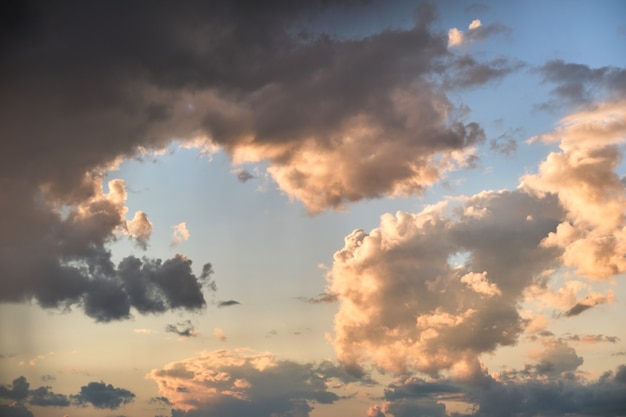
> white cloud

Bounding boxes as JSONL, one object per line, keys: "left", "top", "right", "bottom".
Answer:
{"left": 171, "top": 222, "right": 190, "bottom": 246}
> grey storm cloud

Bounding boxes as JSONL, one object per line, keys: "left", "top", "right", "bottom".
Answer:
{"left": 0, "top": 404, "right": 33, "bottom": 417}
{"left": 71, "top": 381, "right": 135, "bottom": 409}
{"left": 165, "top": 320, "right": 197, "bottom": 337}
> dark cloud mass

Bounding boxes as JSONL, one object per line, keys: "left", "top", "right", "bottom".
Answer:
{"left": 71, "top": 381, "right": 135, "bottom": 409}
{"left": 0, "top": 0, "right": 510, "bottom": 317}
{"left": 370, "top": 364, "right": 626, "bottom": 417}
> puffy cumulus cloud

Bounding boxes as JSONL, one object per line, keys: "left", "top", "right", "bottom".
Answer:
{"left": 126, "top": 211, "right": 153, "bottom": 250}
{"left": 522, "top": 101, "right": 626, "bottom": 280}
{"left": 147, "top": 349, "right": 361, "bottom": 417}
{"left": 165, "top": 320, "right": 197, "bottom": 338}
{"left": 71, "top": 381, "right": 135, "bottom": 409}
{"left": 329, "top": 190, "right": 563, "bottom": 378}
{"left": 528, "top": 340, "right": 584, "bottom": 376}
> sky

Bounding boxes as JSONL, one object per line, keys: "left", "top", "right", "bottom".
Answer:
{"left": 1, "top": 1, "right": 626, "bottom": 416}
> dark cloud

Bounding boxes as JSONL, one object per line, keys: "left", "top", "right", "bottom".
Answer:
{"left": 40, "top": 375, "right": 55, "bottom": 382}
{"left": 461, "top": 365, "right": 626, "bottom": 417}
{"left": 0, "top": 404, "right": 33, "bottom": 417}
{"left": 560, "top": 334, "right": 620, "bottom": 344}
{"left": 217, "top": 300, "right": 241, "bottom": 308}
{"left": 537, "top": 60, "right": 626, "bottom": 109}
{"left": 0, "top": 376, "right": 29, "bottom": 401}
{"left": 0, "top": 176, "right": 215, "bottom": 322}
{"left": 0, "top": 376, "right": 70, "bottom": 409}
{"left": 564, "top": 302, "right": 592, "bottom": 317}
{"left": 28, "top": 386, "right": 70, "bottom": 407}
{"left": 71, "top": 381, "right": 135, "bottom": 409}
{"left": 371, "top": 364, "right": 626, "bottom": 417}
{"left": 165, "top": 320, "right": 197, "bottom": 337}
{"left": 297, "top": 292, "right": 338, "bottom": 304}
{"left": 235, "top": 169, "right": 255, "bottom": 183}
{"left": 150, "top": 396, "right": 172, "bottom": 406}
{"left": 447, "top": 55, "right": 523, "bottom": 88}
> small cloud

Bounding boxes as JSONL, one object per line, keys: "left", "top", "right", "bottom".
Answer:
{"left": 171, "top": 222, "right": 190, "bottom": 246}
{"left": 133, "top": 328, "right": 154, "bottom": 335}
{"left": 448, "top": 27, "right": 464, "bottom": 47}
{"left": 266, "top": 329, "right": 278, "bottom": 338}
{"left": 235, "top": 169, "right": 255, "bottom": 183}
{"left": 165, "top": 320, "right": 197, "bottom": 338}
{"left": 217, "top": 300, "right": 241, "bottom": 308}
{"left": 41, "top": 374, "right": 56, "bottom": 382}
{"left": 150, "top": 396, "right": 172, "bottom": 406}
{"left": 296, "top": 293, "right": 338, "bottom": 304}
{"left": 468, "top": 19, "right": 482, "bottom": 30}
{"left": 564, "top": 293, "right": 614, "bottom": 317}
{"left": 214, "top": 328, "right": 227, "bottom": 342}
{"left": 71, "top": 381, "right": 135, "bottom": 409}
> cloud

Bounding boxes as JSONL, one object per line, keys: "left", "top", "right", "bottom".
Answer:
{"left": 448, "top": 19, "right": 510, "bottom": 48}
{"left": 447, "top": 55, "right": 523, "bottom": 89}
{"left": 0, "top": 377, "right": 29, "bottom": 401}
{"left": 217, "top": 300, "right": 241, "bottom": 308}
{"left": 71, "top": 381, "right": 135, "bottom": 409}
{"left": 297, "top": 292, "right": 338, "bottom": 304}
{"left": 564, "top": 292, "right": 615, "bottom": 317}
{"left": 522, "top": 101, "right": 626, "bottom": 279}
{"left": 234, "top": 169, "right": 256, "bottom": 183}
{"left": 214, "top": 328, "right": 227, "bottom": 342}
{"left": 0, "top": 0, "right": 494, "bottom": 227}
{"left": 0, "top": 404, "right": 33, "bottom": 417}
{"left": 0, "top": 177, "right": 215, "bottom": 321}
{"left": 165, "top": 320, "right": 197, "bottom": 338}
{"left": 171, "top": 222, "right": 190, "bottom": 246}
{"left": 126, "top": 211, "right": 153, "bottom": 250}
{"left": 529, "top": 340, "right": 584, "bottom": 376}
{"left": 538, "top": 60, "right": 626, "bottom": 108}
{"left": 28, "top": 386, "right": 70, "bottom": 407}
{"left": 147, "top": 349, "right": 356, "bottom": 417}
{"left": 330, "top": 189, "right": 563, "bottom": 378}
{"left": 0, "top": 1, "right": 525, "bottom": 318}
